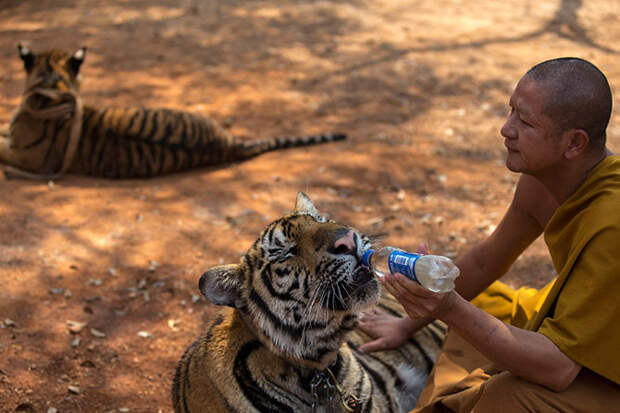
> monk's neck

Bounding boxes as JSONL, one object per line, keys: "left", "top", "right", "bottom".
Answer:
{"left": 537, "top": 149, "right": 610, "bottom": 205}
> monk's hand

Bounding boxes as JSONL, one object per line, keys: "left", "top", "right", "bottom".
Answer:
{"left": 380, "top": 272, "right": 456, "bottom": 320}
{"left": 358, "top": 310, "right": 419, "bottom": 353}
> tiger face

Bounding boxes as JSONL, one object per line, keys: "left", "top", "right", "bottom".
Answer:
{"left": 199, "top": 192, "right": 379, "bottom": 366}
{"left": 17, "top": 44, "right": 86, "bottom": 108}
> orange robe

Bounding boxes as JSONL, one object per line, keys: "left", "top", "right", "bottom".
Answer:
{"left": 414, "top": 156, "right": 620, "bottom": 412}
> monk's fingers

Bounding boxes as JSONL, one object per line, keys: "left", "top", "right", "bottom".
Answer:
{"left": 386, "top": 274, "right": 428, "bottom": 302}
{"left": 387, "top": 277, "right": 450, "bottom": 316}
{"left": 359, "top": 309, "right": 385, "bottom": 323}
{"left": 381, "top": 278, "right": 400, "bottom": 299}
{"left": 393, "top": 274, "right": 436, "bottom": 298}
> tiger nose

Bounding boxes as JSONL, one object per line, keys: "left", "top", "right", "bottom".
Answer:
{"left": 333, "top": 230, "right": 356, "bottom": 254}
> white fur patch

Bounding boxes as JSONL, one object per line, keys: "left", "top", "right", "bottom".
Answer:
{"left": 396, "top": 363, "right": 427, "bottom": 412}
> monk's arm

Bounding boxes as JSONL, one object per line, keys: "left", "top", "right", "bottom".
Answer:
{"left": 439, "top": 292, "right": 581, "bottom": 391}
{"left": 383, "top": 274, "right": 581, "bottom": 391}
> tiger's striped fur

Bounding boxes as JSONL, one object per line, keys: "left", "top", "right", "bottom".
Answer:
{"left": 172, "top": 192, "right": 446, "bottom": 413}
{"left": 0, "top": 45, "right": 346, "bottom": 179}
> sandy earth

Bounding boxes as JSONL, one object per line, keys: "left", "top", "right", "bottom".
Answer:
{"left": 0, "top": 0, "right": 618, "bottom": 411}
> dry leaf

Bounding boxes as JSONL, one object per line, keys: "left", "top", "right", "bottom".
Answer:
{"left": 90, "top": 328, "right": 106, "bottom": 338}
{"left": 66, "top": 320, "right": 87, "bottom": 334}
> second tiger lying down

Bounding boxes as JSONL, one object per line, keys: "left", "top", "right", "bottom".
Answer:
{"left": 173, "top": 192, "right": 446, "bottom": 413}
{"left": 0, "top": 45, "right": 345, "bottom": 179}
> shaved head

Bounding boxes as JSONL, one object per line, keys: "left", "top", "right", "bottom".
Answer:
{"left": 525, "top": 58, "right": 612, "bottom": 150}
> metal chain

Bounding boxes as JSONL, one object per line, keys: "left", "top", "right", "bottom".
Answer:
{"left": 310, "top": 368, "right": 362, "bottom": 413}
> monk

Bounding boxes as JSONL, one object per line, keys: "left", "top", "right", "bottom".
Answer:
{"left": 359, "top": 57, "right": 620, "bottom": 412}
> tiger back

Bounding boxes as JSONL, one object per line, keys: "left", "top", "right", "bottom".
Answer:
{"left": 0, "top": 45, "right": 346, "bottom": 179}
{"left": 172, "top": 192, "right": 446, "bottom": 413}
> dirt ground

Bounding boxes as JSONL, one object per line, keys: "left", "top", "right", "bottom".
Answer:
{"left": 0, "top": 0, "right": 618, "bottom": 411}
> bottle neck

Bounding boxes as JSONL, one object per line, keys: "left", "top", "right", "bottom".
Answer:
{"left": 361, "top": 249, "right": 374, "bottom": 267}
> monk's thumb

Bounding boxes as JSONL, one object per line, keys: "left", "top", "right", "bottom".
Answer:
{"left": 417, "top": 243, "right": 428, "bottom": 254}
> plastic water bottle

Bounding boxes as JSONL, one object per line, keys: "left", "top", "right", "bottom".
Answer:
{"left": 361, "top": 247, "right": 459, "bottom": 293}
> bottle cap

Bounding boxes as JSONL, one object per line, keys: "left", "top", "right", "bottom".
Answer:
{"left": 361, "top": 249, "right": 374, "bottom": 267}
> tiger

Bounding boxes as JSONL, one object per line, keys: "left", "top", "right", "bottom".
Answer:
{"left": 0, "top": 45, "right": 346, "bottom": 180}
{"left": 172, "top": 191, "right": 447, "bottom": 413}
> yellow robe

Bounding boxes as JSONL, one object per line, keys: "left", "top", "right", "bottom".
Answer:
{"left": 472, "top": 155, "right": 620, "bottom": 384}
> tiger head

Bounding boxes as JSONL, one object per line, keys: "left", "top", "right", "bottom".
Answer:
{"left": 199, "top": 192, "right": 379, "bottom": 368}
{"left": 17, "top": 44, "right": 86, "bottom": 108}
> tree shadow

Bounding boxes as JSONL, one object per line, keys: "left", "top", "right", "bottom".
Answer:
{"left": 303, "top": 0, "right": 615, "bottom": 86}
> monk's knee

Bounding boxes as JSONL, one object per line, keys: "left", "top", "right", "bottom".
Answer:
{"left": 472, "top": 372, "right": 556, "bottom": 413}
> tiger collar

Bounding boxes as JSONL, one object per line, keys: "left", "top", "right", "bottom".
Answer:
{"left": 310, "top": 366, "right": 362, "bottom": 413}
{"left": 4, "top": 80, "right": 83, "bottom": 180}
{"left": 238, "top": 308, "right": 363, "bottom": 412}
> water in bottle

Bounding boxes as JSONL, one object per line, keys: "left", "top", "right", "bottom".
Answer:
{"left": 361, "top": 247, "right": 459, "bottom": 293}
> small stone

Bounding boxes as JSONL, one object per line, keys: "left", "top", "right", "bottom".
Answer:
{"left": 4, "top": 318, "right": 16, "bottom": 327}
{"left": 71, "top": 337, "right": 81, "bottom": 347}
{"left": 191, "top": 294, "right": 201, "bottom": 303}
{"left": 168, "top": 319, "right": 180, "bottom": 331}
{"left": 86, "top": 278, "right": 103, "bottom": 286}
{"left": 50, "top": 287, "right": 66, "bottom": 295}
{"left": 119, "top": 408, "right": 130, "bottom": 412}
{"left": 68, "top": 385, "right": 81, "bottom": 394}
{"left": 108, "top": 267, "right": 118, "bottom": 277}
{"left": 48, "top": 408, "right": 58, "bottom": 413}
{"left": 148, "top": 261, "right": 160, "bottom": 272}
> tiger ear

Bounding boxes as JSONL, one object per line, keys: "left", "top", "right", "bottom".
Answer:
{"left": 198, "top": 264, "right": 243, "bottom": 308}
{"left": 17, "top": 43, "right": 34, "bottom": 72}
{"left": 294, "top": 191, "right": 320, "bottom": 217}
{"left": 67, "top": 47, "right": 87, "bottom": 75}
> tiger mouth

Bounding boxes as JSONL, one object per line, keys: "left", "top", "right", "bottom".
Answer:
{"left": 26, "top": 93, "right": 71, "bottom": 110}
{"left": 352, "top": 265, "right": 373, "bottom": 285}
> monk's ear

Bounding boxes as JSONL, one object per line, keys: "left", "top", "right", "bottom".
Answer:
{"left": 564, "top": 129, "right": 589, "bottom": 160}
{"left": 198, "top": 264, "right": 244, "bottom": 307}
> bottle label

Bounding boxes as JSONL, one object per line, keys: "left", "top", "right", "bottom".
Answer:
{"left": 388, "top": 251, "right": 421, "bottom": 282}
